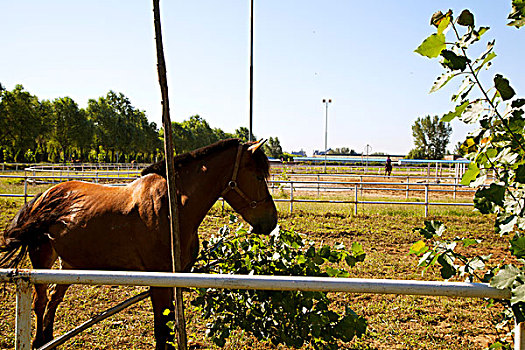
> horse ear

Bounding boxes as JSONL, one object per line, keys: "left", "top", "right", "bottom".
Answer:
{"left": 247, "top": 139, "right": 267, "bottom": 153}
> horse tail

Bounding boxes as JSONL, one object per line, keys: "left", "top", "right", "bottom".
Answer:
{"left": 0, "top": 193, "right": 46, "bottom": 268}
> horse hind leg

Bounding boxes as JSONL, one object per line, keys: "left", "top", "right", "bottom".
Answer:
{"left": 42, "top": 282, "right": 71, "bottom": 345}
{"left": 28, "top": 240, "right": 57, "bottom": 348}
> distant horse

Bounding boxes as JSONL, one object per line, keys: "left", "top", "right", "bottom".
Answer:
{"left": 0, "top": 139, "right": 277, "bottom": 349}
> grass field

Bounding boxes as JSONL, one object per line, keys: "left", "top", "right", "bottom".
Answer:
{"left": 0, "top": 190, "right": 513, "bottom": 349}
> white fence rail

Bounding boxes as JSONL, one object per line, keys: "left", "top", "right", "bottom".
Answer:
{"left": 0, "top": 174, "right": 476, "bottom": 216}
{"left": 0, "top": 269, "right": 522, "bottom": 350}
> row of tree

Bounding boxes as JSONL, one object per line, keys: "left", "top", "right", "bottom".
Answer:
{"left": 0, "top": 84, "right": 285, "bottom": 163}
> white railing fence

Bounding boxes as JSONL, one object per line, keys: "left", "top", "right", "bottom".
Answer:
{"left": 0, "top": 269, "right": 522, "bottom": 350}
{"left": 1, "top": 174, "right": 476, "bottom": 216}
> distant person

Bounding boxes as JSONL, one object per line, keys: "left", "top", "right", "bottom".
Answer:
{"left": 385, "top": 156, "right": 392, "bottom": 176}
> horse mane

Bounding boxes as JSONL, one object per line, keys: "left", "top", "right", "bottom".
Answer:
{"left": 141, "top": 138, "right": 270, "bottom": 179}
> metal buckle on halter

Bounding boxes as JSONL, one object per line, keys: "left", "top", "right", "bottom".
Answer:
{"left": 228, "top": 181, "right": 237, "bottom": 188}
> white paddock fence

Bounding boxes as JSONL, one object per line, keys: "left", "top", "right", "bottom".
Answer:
{"left": 1, "top": 268, "right": 523, "bottom": 350}
{"left": 1, "top": 174, "right": 477, "bottom": 217}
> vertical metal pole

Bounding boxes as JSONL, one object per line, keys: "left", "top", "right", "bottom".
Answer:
{"left": 23, "top": 177, "right": 28, "bottom": 204}
{"left": 15, "top": 279, "right": 31, "bottom": 350}
{"left": 354, "top": 184, "right": 358, "bottom": 215}
{"left": 454, "top": 177, "right": 457, "bottom": 200}
{"left": 515, "top": 321, "right": 525, "bottom": 350}
{"left": 317, "top": 174, "right": 320, "bottom": 197}
{"left": 406, "top": 176, "right": 409, "bottom": 200}
{"left": 323, "top": 101, "right": 328, "bottom": 173}
{"left": 289, "top": 182, "right": 294, "bottom": 214}
{"left": 249, "top": 0, "right": 254, "bottom": 141}
{"left": 425, "top": 184, "right": 429, "bottom": 217}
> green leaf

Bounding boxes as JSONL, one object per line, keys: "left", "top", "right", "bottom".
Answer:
{"left": 494, "top": 74, "right": 516, "bottom": 101}
{"left": 437, "top": 15, "right": 451, "bottom": 35}
{"left": 460, "top": 100, "right": 484, "bottom": 123}
{"left": 511, "top": 236, "right": 525, "bottom": 258}
{"left": 474, "top": 43, "right": 496, "bottom": 74}
{"left": 457, "top": 9, "right": 475, "bottom": 27}
{"left": 437, "top": 254, "right": 456, "bottom": 279}
{"left": 409, "top": 240, "right": 428, "bottom": 255}
{"left": 516, "top": 165, "right": 525, "bottom": 183}
{"left": 462, "top": 238, "right": 479, "bottom": 247}
{"left": 351, "top": 242, "right": 365, "bottom": 257}
{"left": 512, "top": 99, "right": 525, "bottom": 108}
{"left": 491, "top": 264, "right": 520, "bottom": 289}
{"left": 508, "top": 0, "right": 525, "bottom": 28}
{"left": 440, "top": 50, "right": 470, "bottom": 71}
{"left": 441, "top": 101, "right": 469, "bottom": 122}
{"left": 413, "top": 220, "right": 445, "bottom": 239}
{"left": 415, "top": 33, "right": 446, "bottom": 58}
{"left": 512, "top": 284, "right": 525, "bottom": 304}
{"left": 429, "top": 72, "right": 456, "bottom": 93}
{"left": 452, "top": 78, "right": 474, "bottom": 102}
{"left": 460, "top": 162, "right": 480, "bottom": 185}
{"left": 476, "top": 183, "right": 506, "bottom": 206}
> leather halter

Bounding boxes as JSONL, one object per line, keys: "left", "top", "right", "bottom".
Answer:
{"left": 220, "top": 144, "right": 269, "bottom": 209}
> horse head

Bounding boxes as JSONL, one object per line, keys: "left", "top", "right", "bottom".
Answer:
{"left": 220, "top": 139, "right": 278, "bottom": 234}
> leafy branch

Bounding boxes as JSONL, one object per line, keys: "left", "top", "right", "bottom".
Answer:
{"left": 414, "top": 7, "right": 525, "bottom": 348}
{"left": 182, "top": 217, "right": 367, "bottom": 349}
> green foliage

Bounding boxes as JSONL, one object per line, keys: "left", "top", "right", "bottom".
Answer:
{"left": 415, "top": 6, "right": 524, "bottom": 347}
{"left": 0, "top": 85, "right": 283, "bottom": 163}
{"left": 187, "top": 219, "right": 367, "bottom": 349}
{"left": 233, "top": 126, "right": 255, "bottom": 143}
{"left": 169, "top": 115, "right": 232, "bottom": 154}
{"left": 263, "top": 136, "right": 284, "bottom": 159}
{"left": 408, "top": 115, "right": 452, "bottom": 159}
{"left": 508, "top": 0, "right": 525, "bottom": 28}
{"left": 410, "top": 221, "right": 487, "bottom": 281}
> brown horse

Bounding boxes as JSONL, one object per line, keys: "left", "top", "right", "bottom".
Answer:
{"left": 0, "top": 138, "right": 277, "bottom": 349}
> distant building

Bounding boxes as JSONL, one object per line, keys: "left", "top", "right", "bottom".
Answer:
{"left": 291, "top": 149, "right": 307, "bottom": 157}
{"left": 313, "top": 148, "right": 331, "bottom": 156}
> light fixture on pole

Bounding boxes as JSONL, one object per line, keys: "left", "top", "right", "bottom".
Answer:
{"left": 322, "top": 98, "right": 332, "bottom": 173}
{"left": 365, "top": 144, "right": 372, "bottom": 173}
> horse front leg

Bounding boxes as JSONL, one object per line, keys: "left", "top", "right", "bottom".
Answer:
{"left": 150, "top": 287, "right": 176, "bottom": 350}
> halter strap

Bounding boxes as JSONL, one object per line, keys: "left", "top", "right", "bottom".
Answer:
{"left": 220, "top": 144, "right": 269, "bottom": 209}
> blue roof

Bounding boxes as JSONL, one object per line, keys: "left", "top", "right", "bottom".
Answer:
{"left": 293, "top": 157, "right": 470, "bottom": 165}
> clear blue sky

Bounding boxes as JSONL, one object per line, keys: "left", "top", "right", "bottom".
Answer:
{"left": 1, "top": 1, "right": 524, "bottom": 155}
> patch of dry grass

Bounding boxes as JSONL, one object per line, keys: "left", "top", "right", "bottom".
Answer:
{"left": 0, "top": 198, "right": 510, "bottom": 349}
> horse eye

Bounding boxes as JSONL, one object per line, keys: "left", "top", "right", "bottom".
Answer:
{"left": 256, "top": 175, "right": 265, "bottom": 181}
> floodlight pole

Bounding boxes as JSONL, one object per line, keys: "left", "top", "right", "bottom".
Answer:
{"left": 152, "top": 1, "right": 188, "bottom": 350}
{"left": 249, "top": 0, "right": 254, "bottom": 141}
{"left": 322, "top": 99, "right": 332, "bottom": 173}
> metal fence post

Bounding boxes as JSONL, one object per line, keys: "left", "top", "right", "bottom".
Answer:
{"left": 289, "top": 182, "right": 294, "bottom": 214}
{"left": 406, "top": 176, "right": 409, "bottom": 200}
{"left": 317, "top": 174, "right": 320, "bottom": 197}
{"left": 23, "top": 177, "right": 28, "bottom": 204}
{"left": 360, "top": 176, "right": 363, "bottom": 198}
{"left": 425, "top": 184, "right": 429, "bottom": 217}
{"left": 15, "top": 279, "right": 31, "bottom": 350}
{"left": 354, "top": 184, "right": 358, "bottom": 215}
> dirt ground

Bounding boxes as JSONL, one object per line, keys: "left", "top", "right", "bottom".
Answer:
{"left": 0, "top": 195, "right": 512, "bottom": 349}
